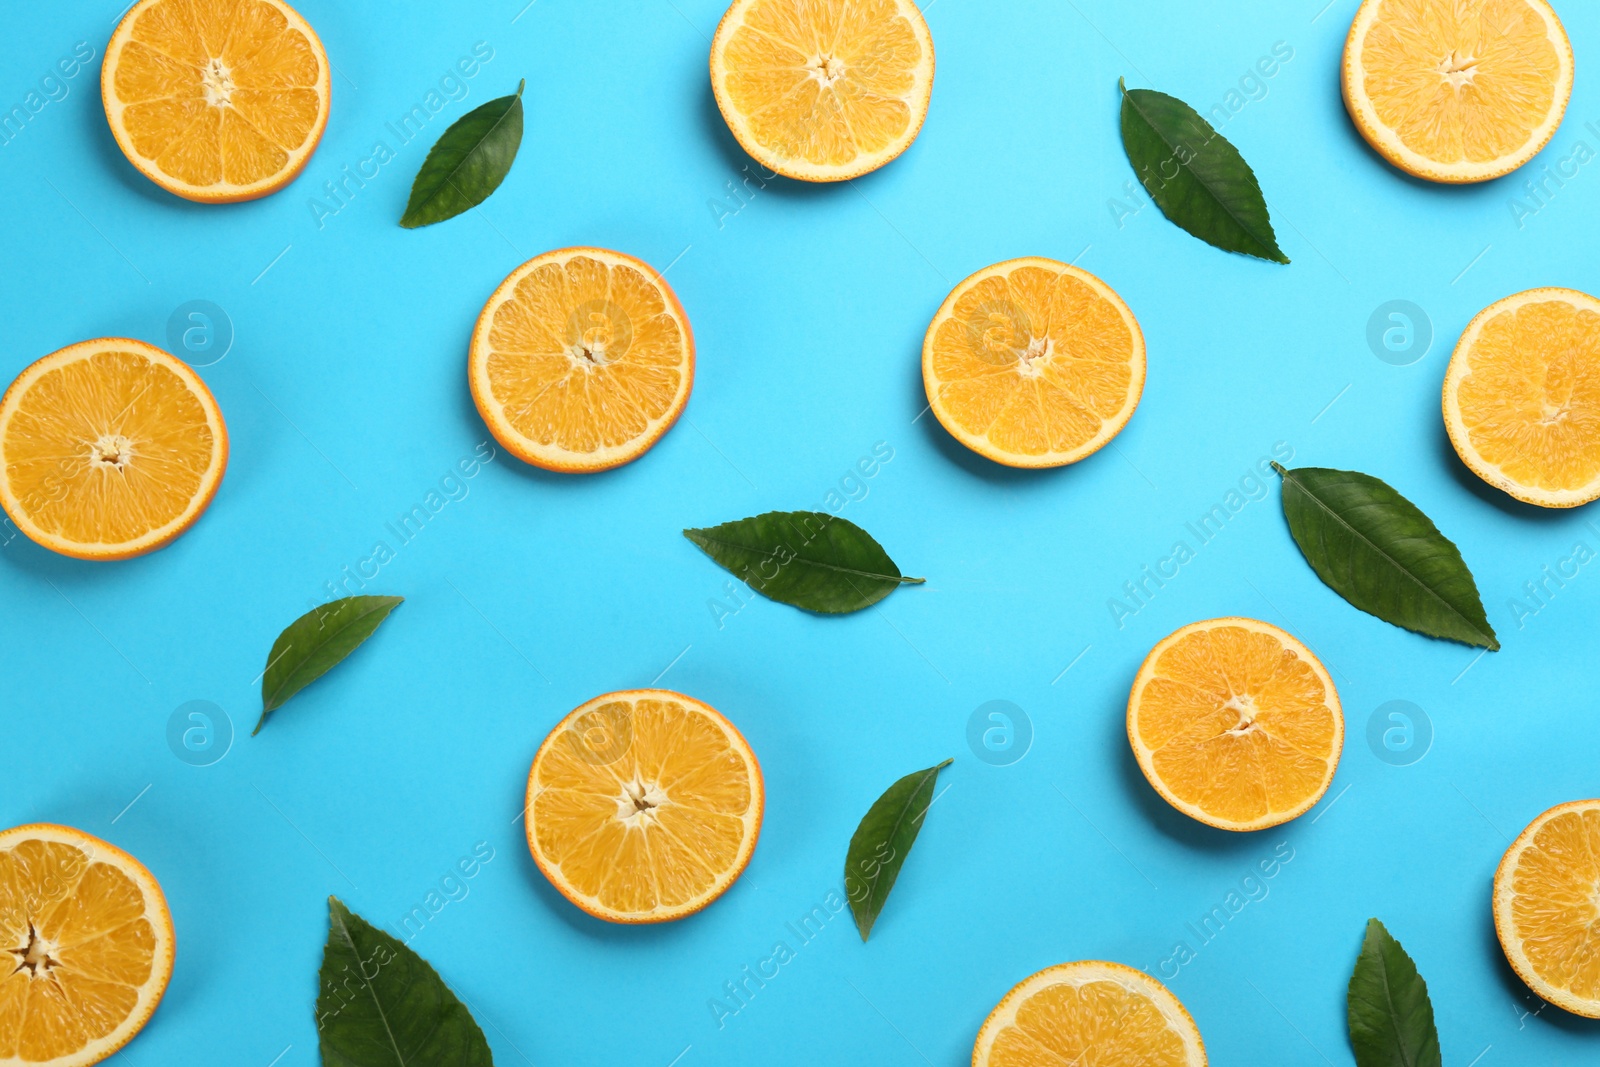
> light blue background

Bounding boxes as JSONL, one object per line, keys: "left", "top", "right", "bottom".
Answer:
{"left": 4, "top": 0, "right": 1599, "bottom": 1063}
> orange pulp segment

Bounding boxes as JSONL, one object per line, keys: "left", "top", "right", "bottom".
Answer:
{"left": 710, "top": 0, "right": 935, "bottom": 181}
{"left": 103, "top": 0, "right": 331, "bottom": 202}
{"left": 525, "top": 689, "right": 763, "bottom": 923}
{"left": 923, "top": 257, "right": 1145, "bottom": 468}
{"left": 470, "top": 248, "right": 695, "bottom": 474}
{"left": 1127, "top": 618, "right": 1343, "bottom": 832}
{"left": 1493, "top": 799, "right": 1600, "bottom": 1018}
{"left": 1342, "top": 0, "right": 1572, "bottom": 182}
{"left": 0, "top": 824, "right": 175, "bottom": 1067}
{"left": 0, "top": 339, "right": 227, "bottom": 560}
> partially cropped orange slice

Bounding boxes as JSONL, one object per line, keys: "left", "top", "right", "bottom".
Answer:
{"left": 1342, "top": 0, "right": 1573, "bottom": 183}
{"left": 1444, "top": 288, "right": 1600, "bottom": 508}
{"left": 710, "top": 0, "right": 934, "bottom": 182}
{"left": 103, "top": 0, "right": 331, "bottom": 203}
{"left": 1128, "top": 618, "right": 1343, "bottom": 832}
{"left": 525, "top": 689, "right": 763, "bottom": 923}
{"left": 470, "top": 248, "right": 695, "bottom": 473}
{"left": 0, "top": 824, "right": 175, "bottom": 1067}
{"left": 973, "top": 961, "right": 1206, "bottom": 1067}
{"left": 0, "top": 339, "right": 228, "bottom": 560}
{"left": 1493, "top": 799, "right": 1600, "bottom": 1018}
{"left": 923, "top": 257, "right": 1145, "bottom": 468}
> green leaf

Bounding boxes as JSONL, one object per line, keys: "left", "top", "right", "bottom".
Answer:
{"left": 844, "top": 758, "right": 952, "bottom": 941}
{"left": 1118, "top": 78, "right": 1288, "bottom": 263}
{"left": 1273, "top": 464, "right": 1498, "bottom": 650}
{"left": 1347, "top": 918, "right": 1443, "bottom": 1067}
{"left": 400, "top": 80, "right": 525, "bottom": 228}
{"left": 256, "top": 596, "right": 404, "bottom": 734}
{"left": 316, "top": 897, "right": 494, "bottom": 1067}
{"left": 684, "top": 511, "right": 924, "bottom": 614}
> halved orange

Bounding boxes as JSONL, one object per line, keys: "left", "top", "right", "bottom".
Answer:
{"left": 0, "top": 824, "right": 175, "bottom": 1067}
{"left": 525, "top": 689, "right": 763, "bottom": 923}
{"left": 973, "top": 961, "right": 1206, "bottom": 1067}
{"left": 923, "top": 257, "right": 1145, "bottom": 468}
{"left": 470, "top": 248, "right": 695, "bottom": 474}
{"left": 1493, "top": 799, "right": 1600, "bottom": 1018}
{"left": 1444, "top": 288, "right": 1600, "bottom": 508}
{"left": 1128, "top": 618, "right": 1343, "bottom": 832}
{"left": 0, "top": 339, "right": 228, "bottom": 561}
{"left": 1342, "top": 0, "right": 1573, "bottom": 183}
{"left": 103, "top": 0, "right": 331, "bottom": 203}
{"left": 710, "top": 0, "right": 935, "bottom": 182}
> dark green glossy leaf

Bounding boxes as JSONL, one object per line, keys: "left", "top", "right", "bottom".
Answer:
{"left": 400, "top": 80, "right": 524, "bottom": 228}
{"left": 317, "top": 897, "right": 494, "bottom": 1067}
{"left": 684, "top": 511, "right": 924, "bottom": 614}
{"left": 1347, "top": 918, "right": 1442, "bottom": 1067}
{"left": 844, "top": 758, "right": 951, "bottom": 941}
{"left": 1274, "top": 464, "right": 1497, "bottom": 650}
{"left": 1119, "top": 78, "right": 1288, "bottom": 263}
{"left": 256, "top": 596, "right": 404, "bottom": 733}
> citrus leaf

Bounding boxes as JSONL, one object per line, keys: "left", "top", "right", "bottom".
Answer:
{"left": 400, "top": 80, "right": 524, "bottom": 228}
{"left": 1274, "top": 464, "right": 1498, "bottom": 650}
{"left": 844, "top": 758, "right": 952, "bottom": 941}
{"left": 1118, "top": 78, "right": 1288, "bottom": 263}
{"left": 256, "top": 596, "right": 404, "bottom": 734}
{"left": 684, "top": 511, "right": 924, "bottom": 614}
{"left": 316, "top": 897, "right": 494, "bottom": 1067}
{"left": 1347, "top": 918, "right": 1443, "bottom": 1067}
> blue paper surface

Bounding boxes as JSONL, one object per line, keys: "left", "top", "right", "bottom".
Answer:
{"left": 3, "top": 1, "right": 1599, "bottom": 1063}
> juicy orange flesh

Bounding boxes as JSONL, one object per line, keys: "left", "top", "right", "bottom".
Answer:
{"left": 1358, "top": 0, "right": 1560, "bottom": 164}
{"left": 114, "top": 0, "right": 322, "bottom": 188}
{"left": 987, "top": 980, "right": 1188, "bottom": 1067}
{"left": 486, "top": 256, "right": 688, "bottom": 456}
{"left": 1457, "top": 300, "right": 1600, "bottom": 492}
{"left": 1135, "top": 626, "right": 1337, "bottom": 825}
{"left": 0, "top": 839, "right": 157, "bottom": 1061}
{"left": 721, "top": 0, "right": 924, "bottom": 168}
{"left": 1508, "top": 808, "right": 1600, "bottom": 1000}
{"left": 531, "top": 699, "right": 755, "bottom": 914}
{"left": 3, "top": 351, "right": 216, "bottom": 547}
{"left": 931, "top": 267, "right": 1135, "bottom": 456}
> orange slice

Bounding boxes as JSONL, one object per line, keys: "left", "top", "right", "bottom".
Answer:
{"left": 525, "top": 689, "right": 763, "bottom": 923}
{"left": 923, "top": 257, "right": 1145, "bottom": 469}
{"left": 0, "top": 824, "right": 175, "bottom": 1067}
{"left": 1493, "top": 799, "right": 1600, "bottom": 1018}
{"left": 0, "top": 339, "right": 228, "bottom": 561}
{"left": 1127, "top": 618, "right": 1343, "bottom": 832}
{"left": 103, "top": 0, "right": 331, "bottom": 203}
{"left": 710, "top": 0, "right": 935, "bottom": 182}
{"left": 1444, "top": 288, "right": 1600, "bottom": 508}
{"left": 973, "top": 961, "right": 1206, "bottom": 1067}
{"left": 1342, "top": 0, "right": 1573, "bottom": 183}
{"left": 470, "top": 248, "right": 695, "bottom": 474}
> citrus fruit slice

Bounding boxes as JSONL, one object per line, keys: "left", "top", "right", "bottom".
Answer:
{"left": 710, "top": 0, "right": 935, "bottom": 182}
{"left": 1493, "top": 799, "right": 1600, "bottom": 1018}
{"left": 1443, "top": 288, "right": 1600, "bottom": 508}
{"left": 0, "top": 824, "right": 175, "bottom": 1067}
{"left": 525, "top": 689, "right": 763, "bottom": 923}
{"left": 1342, "top": 0, "right": 1573, "bottom": 183}
{"left": 102, "top": 0, "right": 331, "bottom": 203}
{"left": 922, "top": 257, "right": 1145, "bottom": 469}
{"left": 973, "top": 961, "right": 1206, "bottom": 1067}
{"left": 0, "top": 338, "right": 228, "bottom": 561}
{"left": 470, "top": 248, "right": 695, "bottom": 474}
{"left": 1128, "top": 618, "right": 1343, "bottom": 832}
